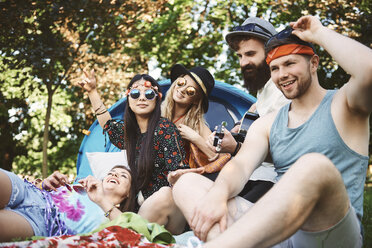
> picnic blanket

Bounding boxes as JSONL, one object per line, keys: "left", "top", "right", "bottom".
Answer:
{"left": 0, "top": 213, "right": 176, "bottom": 248}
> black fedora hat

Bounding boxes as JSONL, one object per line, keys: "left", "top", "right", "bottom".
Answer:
{"left": 170, "top": 64, "right": 215, "bottom": 113}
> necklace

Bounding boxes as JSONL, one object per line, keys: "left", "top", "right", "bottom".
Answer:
{"left": 173, "top": 115, "right": 185, "bottom": 124}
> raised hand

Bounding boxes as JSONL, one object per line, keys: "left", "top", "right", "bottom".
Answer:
{"left": 79, "top": 69, "right": 97, "bottom": 93}
{"left": 79, "top": 176, "right": 105, "bottom": 205}
{"left": 43, "top": 171, "right": 69, "bottom": 191}
{"left": 290, "top": 15, "right": 324, "bottom": 43}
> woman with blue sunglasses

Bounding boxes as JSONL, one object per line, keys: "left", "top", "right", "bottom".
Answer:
{"left": 79, "top": 70, "right": 190, "bottom": 216}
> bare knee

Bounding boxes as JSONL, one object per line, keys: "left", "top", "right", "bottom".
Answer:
{"left": 287, "top": 153, "right": 348, "bottom": 209}
{"left": 138, "top": 187, "right": 174, "bottom": 224}
{"left": 288, "top": 153, "right": 349, "bottom": 230}
{"left": 148, "top": 187, "right": 174, "bottom": 210}
{"left": 173, "top": 172, "right": 211, "bottom": 201}
{"left": 291, "top": 153, "right": 343, "bottom": 187}
{"left": 173, "top": 173, "right": 201, "bottom": 191}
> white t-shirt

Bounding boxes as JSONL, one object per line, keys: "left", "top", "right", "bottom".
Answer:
{"left": 256, "top": 78, "right": 290, "bottom": 116}
{"left": 250, "top": 78, "right": 290, "bottom": 182}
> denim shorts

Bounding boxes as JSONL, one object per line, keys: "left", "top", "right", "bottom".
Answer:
{"left": 2, "top": 169, "right": 48, "bottom": 237}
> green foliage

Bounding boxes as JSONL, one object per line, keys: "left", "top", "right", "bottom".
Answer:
{"left": 0, "top": 0, "right": 168, "bottom": 176}
{"left": 363, "top": 187, "right": 372, "bottom": 247}
{"left": 0, "top": 57, "right": 32, "bottom": 171}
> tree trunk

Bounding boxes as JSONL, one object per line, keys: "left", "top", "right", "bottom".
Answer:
{"left": 42, "top": 88, "right": 54, "bottom": 178}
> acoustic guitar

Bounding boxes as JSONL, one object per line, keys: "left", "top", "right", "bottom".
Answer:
{"left": 212, "top": 111, "right": 259, "bottom": 151}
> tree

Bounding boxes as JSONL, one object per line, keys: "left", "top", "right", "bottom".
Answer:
{"left": 0, "top": 0, "right": 167, "bottom": 177}
{"left": 1, "top": 0, "right": 370, "bottom": 176}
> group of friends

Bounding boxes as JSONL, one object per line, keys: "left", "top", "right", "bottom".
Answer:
{"left": 1, "top": 14, "right": 371, "bottom": 248}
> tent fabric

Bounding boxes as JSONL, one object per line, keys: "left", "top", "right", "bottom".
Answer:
{"left": 76, "top": 80, "right": 256, "bottom": 179}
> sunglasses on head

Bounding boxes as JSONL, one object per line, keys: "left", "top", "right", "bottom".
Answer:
{"left": 176, "top": 77, "right": 197, "bottom": 97}
{"left": 232, "top": 23, "right": 272, "bottom": 37}
{"left": 265, "top": 26, "right": 294, "bottom": 46}
{"left": 129, "top": 88, "right": 157, "bottom": 100}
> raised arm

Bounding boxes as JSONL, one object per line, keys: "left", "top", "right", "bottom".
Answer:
{"left": 79, "top": 69, "right": 112, "bottom": 128}
{"left": 291, "top": 16, "right": 372, "bottom": 114}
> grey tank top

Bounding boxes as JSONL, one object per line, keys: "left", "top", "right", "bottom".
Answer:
{"left": 269, "top": 90, "right": 368, "bottom": 221}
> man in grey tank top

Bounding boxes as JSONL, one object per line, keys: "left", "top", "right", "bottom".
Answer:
{"left": 172, "top": 15, "right": 371, "bottom": 247}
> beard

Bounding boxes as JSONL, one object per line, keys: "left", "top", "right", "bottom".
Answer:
{"left": 281, "top": 69, "right": 312, "bottom": 100}
{"left": 242, "top": 60, "right": 271, "bottom": 94}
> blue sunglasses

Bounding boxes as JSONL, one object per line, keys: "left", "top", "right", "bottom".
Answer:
{"left": 129, "top": 89, "right": 157, "bottom": 100}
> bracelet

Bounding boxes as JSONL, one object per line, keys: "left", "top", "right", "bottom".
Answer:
{"left": 38, "top": 180, "right": 51, "bottom": 192}
{"left": 231, "top": 142, "right": 241, "bottom": 156}
{"left": 94, "top": 103, "right": 104, "bottom": 113}
{"left": 96, "top": 109, "right": 108, "bottom": 116}
{"left": 208, "top": 153, "right": 219, "bottom": 162}
{"left": 37, "top": 180, "right": 44, "bottom": 190}
{"left": 233, "top": 121, "right": 241, "bottom": 127}
{"left": 104, "top": 206, "right": 115, "bottom": 218}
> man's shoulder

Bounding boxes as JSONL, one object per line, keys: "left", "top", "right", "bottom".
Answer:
{"left": 251, "top": 110, "right": 279, "bottom": 135}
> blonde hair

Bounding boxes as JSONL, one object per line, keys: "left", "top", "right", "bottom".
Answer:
{"left": 162, "top": 81, "right": 207, "bottom": 134}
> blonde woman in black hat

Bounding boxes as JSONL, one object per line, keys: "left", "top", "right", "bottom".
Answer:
{"left": 162, "top": 64, "right": 231, "bottom": 176}
{"left": 139, "top": 64, "right": 231, "bottom": 235}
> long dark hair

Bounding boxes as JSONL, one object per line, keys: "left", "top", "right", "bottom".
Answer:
{"left": 123, "top": 74, "right": 162, "bottom": 191}
{"left": 111, "top": 165, "right": 136, "bottom": 212}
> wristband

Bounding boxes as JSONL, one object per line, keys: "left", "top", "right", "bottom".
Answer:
{"left": 104, "top": 206, "right": 115, "bottom": 218}
{"left": 37, "top": 180, "right": 44, "bottom": 190}
{"left": 96, "top": 109, "right": 108, "bottom": 116}
{"left": 233, "top": 121, "right": 241, "bottom": 127}
{"left": 94, "top": 103, "right": 104, "bottom": 113}
{"left": 231, "top": 142, "right": 241, "bottom": 156}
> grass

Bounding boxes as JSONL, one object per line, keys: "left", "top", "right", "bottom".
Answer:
{"left": 363, "top": 186, "right": 372, "bottom": 248}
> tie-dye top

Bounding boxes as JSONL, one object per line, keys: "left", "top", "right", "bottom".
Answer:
{"left": 50, "top": 187, "right": 107, "bottom": 234}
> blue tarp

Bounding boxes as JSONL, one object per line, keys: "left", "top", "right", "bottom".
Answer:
{"left": 76, "top": 80, "right": 256, "bottom": 178}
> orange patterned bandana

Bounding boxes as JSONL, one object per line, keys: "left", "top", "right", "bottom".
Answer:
{"left": 266, "top": 44, "right": 315, "bottom": 65}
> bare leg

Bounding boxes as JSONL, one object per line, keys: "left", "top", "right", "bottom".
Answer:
{"left": 138, "top": 187, "right": 187, "bottom": 234}
{"left": 0, "top": 170, "right": 34, "bottom": 241}
{"left": 0, "top": 170, "right": 12, "bottom": 208}
{"left": 204, "top": 153, "right": 350, "bottom": 248}
{"left": 0, "top": 210, "right": 34, "bottom": 242}
{"left": 172, "top": 173, "right": 253, "bottom": 241}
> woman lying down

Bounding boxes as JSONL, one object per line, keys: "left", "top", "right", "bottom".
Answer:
{"left": 0, "top": 166, "right": 137, "bottom": 242}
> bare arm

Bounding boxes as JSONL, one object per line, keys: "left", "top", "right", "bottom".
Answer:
{"left": 80, "top": 69, "right": 112, "bottom": 128}
{"left": 212, "top": 116, "right": 271, "bottom": 198}
{"left": 291, "top": 16, "right": 372, "bottom": 114}
{"left": 189, "top": 114, "right": 273, "bottom": 241}
{"left": 178, "top": 123, "right": 218, "bottom": 159}
{"left": 79, "top": 176, "right": 122, "bottom": 221}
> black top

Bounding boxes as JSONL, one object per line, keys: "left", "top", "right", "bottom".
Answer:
{"left": 103, "top": 117, "right": 189, "bottom": 199}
